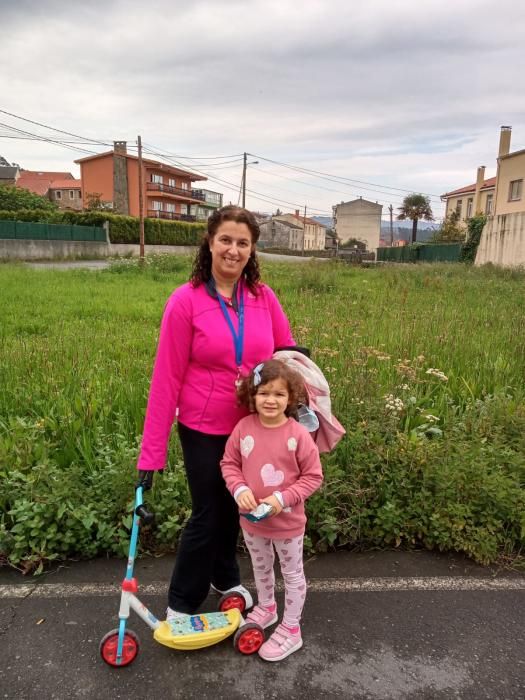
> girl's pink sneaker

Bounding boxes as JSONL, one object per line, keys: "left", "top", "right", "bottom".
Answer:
{"left": 245, "top": 604, "right": 278, "bottom": 629}
{"left": 258, "top": 623, "right": 303, "bottom": 661}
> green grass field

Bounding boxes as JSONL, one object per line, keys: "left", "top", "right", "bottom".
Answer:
{"left": 1, "top": 257, "right": 524, "bottom": 572}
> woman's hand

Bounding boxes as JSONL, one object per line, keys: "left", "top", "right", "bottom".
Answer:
{"left": 259, "top": 495, "right": 283, "bottom": 517}
{"left": 236, "top": 489, "right": 258, "bottom": 511}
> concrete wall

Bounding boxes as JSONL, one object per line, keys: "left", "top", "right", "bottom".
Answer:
{"left": 475, "top": 212, "right": 525, "bottom": 267}
{"left": 0, "top": 240, "right": 198, "bottom": 260}
{"left": 0, "top": 239, "right": 111, "bottom": 260}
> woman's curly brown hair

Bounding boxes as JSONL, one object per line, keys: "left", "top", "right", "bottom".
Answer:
{"left": 237, "top": 359, "right": 307, "bottom": 416}
{"left": 190, "top": 205, "right": 261, "bottom": 293}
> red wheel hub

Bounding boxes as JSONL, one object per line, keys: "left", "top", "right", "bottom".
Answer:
{"left": 237, "top": 627, "right": 264, "bottom": 654}
{"left": 220, "top": 594, "right": 246, "bottom": 613}
{"left": 100, "top": 630, "right": 139, "bottom": 667}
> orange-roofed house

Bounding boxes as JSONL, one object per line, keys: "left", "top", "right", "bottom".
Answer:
{"left": 75, "top": 141, "right": 207, "bottom": 221}
{"left": 441, "top": 170, "right": 496, "bottom": 227}
{"left": 47, "top": 179, "right": 83, "bottom": 210}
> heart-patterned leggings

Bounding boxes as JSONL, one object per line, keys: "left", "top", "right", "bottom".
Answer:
{"left": 242, "top": 530, "right": 306, "bottom": 628}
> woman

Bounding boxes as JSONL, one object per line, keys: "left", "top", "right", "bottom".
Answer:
{"left": 136, "top": 205, "right": 295, "bottom": 619}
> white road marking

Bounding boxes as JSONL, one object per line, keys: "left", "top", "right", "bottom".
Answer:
{"left": 1, "top": 576, "right": 524, "bottom": 600}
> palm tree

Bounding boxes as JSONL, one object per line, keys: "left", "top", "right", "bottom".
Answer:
{"left": 397, "top": 194, "right": 434, "bottom": 243}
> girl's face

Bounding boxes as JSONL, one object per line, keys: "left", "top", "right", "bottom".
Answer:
{"left": 254, "top": 377, "right": 290, "bottom": 427}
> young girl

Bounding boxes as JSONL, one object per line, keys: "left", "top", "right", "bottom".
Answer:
{"left": 220, "top": 359, "right": 323, "bottom": 661}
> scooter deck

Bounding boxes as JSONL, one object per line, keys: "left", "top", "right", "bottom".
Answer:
{"left": 154, "top": 609, "right": 242, "bottom": 650}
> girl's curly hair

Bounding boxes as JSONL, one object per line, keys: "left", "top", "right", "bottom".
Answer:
{"left": 237, "top": 359, "right": 307, "bottom": 416}
{"left": 190, "top": 205, "right": 261, "bottom": 293}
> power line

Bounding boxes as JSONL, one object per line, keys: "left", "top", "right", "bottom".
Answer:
{"left": 0, "top": 121, "right": 98, "bottom": 156}
{"left": 249, "top": 152, "right": 443, "bottom": 202}
{"left": 250, "top": 164, "right": 423, "bottom": 210}
{"left": 0, "top": 108, "right": 112, "bottom": 148}
{"left": 141, "top": 144, "right": 333, "bottom": 214}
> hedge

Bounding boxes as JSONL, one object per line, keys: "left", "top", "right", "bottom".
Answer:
{"left": 0, "top": 209, "right": 207, "bottom": 246}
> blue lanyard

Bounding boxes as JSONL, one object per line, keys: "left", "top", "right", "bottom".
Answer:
{"left": 217, "top": 282, "right": 245, "bottom": 368}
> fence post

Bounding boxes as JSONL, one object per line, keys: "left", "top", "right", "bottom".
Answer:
{"left": 103, "top": 221, "right": 110, "bottom": 243}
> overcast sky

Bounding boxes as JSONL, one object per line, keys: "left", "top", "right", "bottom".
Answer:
{"left": 1, "top": 0, "right": 525, "bottom": 219}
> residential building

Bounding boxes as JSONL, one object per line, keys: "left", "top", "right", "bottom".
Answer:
{"left": 494, "top": 126, "right": 525, "bottom": 217}
{"left": 16, "top": 170, "right": 76, "bottom": 197}
{"left": 273, "top": 211, "right": 326, "bottom": 250}
{"left": 259, "top": 218, "right": 303, "bottom": 250}
{"left": 324, "top": 229, "right": 338, "bottom": 251}
{"left": 0, "top": 157, "right": 20, "bottom": 186}
{"left": 48, "top": 179, "right": 83, "bottom": 210}
{"left": 441, "top": 126, "right": 525, "bottom": 226}
{"left": 190, "top": 189, "right": 223, "bottom": 221}
{"left": 333, "top": 197, "right": 382, "bottom": 250}
{"left": 75, "top": 141, "right": 207, "bottom": 220}
{"left": 441, "top": 169, "right": 496, "bottom": 228}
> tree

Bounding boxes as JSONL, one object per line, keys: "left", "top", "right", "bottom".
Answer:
{"left": 460, "top": 214, "right": 487, "bottom": 264}
{"left": 431, "top": 210, "right": 465, "bottom": 243}
{"left": 84, "top": 192, "right": 112, "bottom": 211}
{"left": 0, "top": 185, "right": 57, "bottom": 211}
{"left": 397, "top": 193, "right": 434, "bottom": 243}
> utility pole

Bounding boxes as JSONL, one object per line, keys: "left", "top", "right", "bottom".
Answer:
{"left": 389, "top": 204, "right": 394, "bottom": 247}
{"left": 241, "top": 152, "right": 247, "bottom": 209}
{"left": 302, "top": 204, "right": 307, "bottom": 256}
{"left": 137, "top": 135, "right": 145, "bottom": 261}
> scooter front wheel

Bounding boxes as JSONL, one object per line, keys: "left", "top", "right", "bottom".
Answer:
{"left": 100, "top": 628, "right": 140, "bottom": 667}
{"left": 234, "top": 623, "right": 265, "bottom": 655}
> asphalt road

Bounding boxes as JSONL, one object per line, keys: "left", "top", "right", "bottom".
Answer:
{"left": 1, "top": 550, "right": 524, "bottom": 700}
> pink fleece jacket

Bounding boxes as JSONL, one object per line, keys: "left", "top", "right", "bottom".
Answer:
{"left": 137, "top": 281, "right": 294, "bottom": 470}
{"left": 220, "top": 414, "right": 324, "bottom": 539}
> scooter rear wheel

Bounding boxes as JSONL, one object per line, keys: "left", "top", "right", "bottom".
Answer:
{"left": 218, "top": 592, "right": 247, "bottom": 613}
{"left": 234, "top": 623, "right": 265, "bottom": 655}
{"left": 100, "top": 628, "right": 140, "bottom": 667}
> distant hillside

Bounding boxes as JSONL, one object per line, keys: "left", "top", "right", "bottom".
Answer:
{"left": 311, "top": 216, "right": 333, "bottom": 228}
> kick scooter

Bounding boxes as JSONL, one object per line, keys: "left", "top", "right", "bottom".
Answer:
{"left": 99, "top": 485, "right": 265, "bottom": 667}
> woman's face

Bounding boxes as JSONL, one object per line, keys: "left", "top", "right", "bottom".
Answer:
{"left": 208, "top": 221, "right": 254, "bottom": 282}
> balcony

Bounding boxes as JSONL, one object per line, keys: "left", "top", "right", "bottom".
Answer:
{"left": 147, "top": 182, "right": 205, "bottom": 200}
{"left": 192, "top": 190, "right": 222, "bottom": 207}
{"left": 147, "top": 209, "right": 196, "bottom": 222}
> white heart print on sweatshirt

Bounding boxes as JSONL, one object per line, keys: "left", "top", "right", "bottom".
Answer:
{"left": 240, "top": 435, "right": 254, "bottom": 457}
{"left": 260, "top": 463, "right": 285, "bottom": 487}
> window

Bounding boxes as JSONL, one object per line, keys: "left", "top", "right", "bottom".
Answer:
{"left": 456, "top": 199, "right": 462, "bottom": 218}
{"left": 181, "top": 204, "right": 188, "bottom": 215}
{"left": 466, "top": 198, "right": 473, "bottom": 219}
{"left": 55, "top": 190, "right": 62, "bottom": 199}
{"left": 165, "top": 202, "right": 176, "bottom": 213}
{"left": 180, "top": 182, "right": 188, "bottom": 190}
{"left": 152, "top": 201, "right": 163, "bottom": 211}
{"left": 151, "top": 174, "right": 163, "bottom": 184}
{"left": 168, "top": 178, "right": 176, "bottom": 188}
{"left": 485, "top": 194, "right": 493, "bottom": 215}
{"left": 69, "top": 190, "right": 75, "bottom": 200}
{"left": 509, "top": 179, "right": 523, "bottom": 201}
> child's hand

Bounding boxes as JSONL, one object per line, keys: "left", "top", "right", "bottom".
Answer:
{"left": 259, "top": 495, "right": 283, "bottom": 517}
{"left": 237, "top": 489, "right": 258, "bottom": 511}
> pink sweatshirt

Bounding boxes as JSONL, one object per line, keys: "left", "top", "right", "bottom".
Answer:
{"left": 221, "top": 414, "right": 324, "bottom": 539}
{"left": 137, "top": 281, "right": 294, "bottom": 470}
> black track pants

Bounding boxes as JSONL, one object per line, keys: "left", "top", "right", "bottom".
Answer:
{"left": 167, "top": 422, "right": 241, "bottom": 613}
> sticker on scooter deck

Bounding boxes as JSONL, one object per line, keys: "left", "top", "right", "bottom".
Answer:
{"left": 154, "top": 609, "right": 241, "bottom": 651}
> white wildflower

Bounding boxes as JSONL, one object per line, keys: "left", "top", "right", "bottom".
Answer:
{"left": 425, "top": 368, "right": 448, "bottom": 381}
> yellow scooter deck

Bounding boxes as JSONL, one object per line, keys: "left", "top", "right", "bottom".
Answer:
{"left": 154, "top": 609, "right": 241, "bottom": 651}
